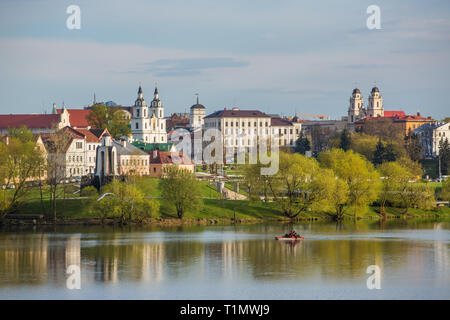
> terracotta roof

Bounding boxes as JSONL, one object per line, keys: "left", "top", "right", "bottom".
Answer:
{"left": 150, "top": 150, "right": 192, "bottom": 165}
{"left": 75, "top": 128, "right": 102, "bottom": 143}
{"left": 0, "top": 114, "right": 61, "bottom": 129}
{"left": 384, "top": 111, "right": 405, "bottom": 118}
{"left": 57, "top": 109, "right": 91, "bottom": 128}
{"left": 205, "top": 109, "right": 270, "bottom": 119}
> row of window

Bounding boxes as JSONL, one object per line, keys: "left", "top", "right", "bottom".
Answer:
{"left": 224, "top": 138, "right": 295, "bottom": 146}
{"left": 225, "top": 121, "right": 269, "bottom": 127}
{"left": 223, "top": 128, "right": 299, "bottom": 135}
{"left": 135, "top": 122, "right": 165, "bottom": 130}
{"left": 136, "top": 109, "right": 163, "bottom": 118}
{"left": 121, "top": 158, "right": 148, "bottom": 166}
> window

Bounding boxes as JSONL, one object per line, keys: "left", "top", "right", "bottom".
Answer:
{"left": 76, "top": 142, "right": 82, "bottom": 149}
{"left": 153, "top": 167, "right": 156, "bottom": 173}
{"left": 231, "top": 122, "right": 233, "bottom": 127}
{"left": 248, "top": 122, "right": 251, "bottom": 126}
{"left": 137, "top": 109, "right": 140, "bottom": 117}
{"left": 136, "top": 123, "right": 139, "bottom": 129}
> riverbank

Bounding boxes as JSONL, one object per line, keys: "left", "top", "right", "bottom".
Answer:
{"left": 2, "top": 197, "right": 450, "bottom": 226}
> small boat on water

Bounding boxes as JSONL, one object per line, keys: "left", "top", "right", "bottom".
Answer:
{"left": 275, "top": 235, "right": 304, "bottom": 241}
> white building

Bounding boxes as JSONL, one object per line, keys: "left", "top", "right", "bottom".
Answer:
{"left": 414, "top": 122, "right": 450, "bottom": 158}
{"left": 131, "top": 85, "right": 167, "bottom": 143}
{"left": 203, "top": 107, "right": 302, "bottom": 149}
{"left": 270, "top": 117, "right": 302, "bottom": 147}
{"left": 41, "top": 127, "right": 109, "bottom": 178}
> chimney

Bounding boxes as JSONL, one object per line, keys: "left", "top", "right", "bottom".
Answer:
{"left": 153, "top": 149, "right": 158, "bottom": 159}
{"left": 122, "top": 140, "right": 127, "bottom": 148}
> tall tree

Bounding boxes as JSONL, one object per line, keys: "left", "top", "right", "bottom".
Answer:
{"left": 87, "top": 104, "right": 131, "bottom": 139}
{"left": 372, "top": 140, "right": 386, "bottom": 165}
{"left": 439, "top": 138, "right": 450, "bottom": 175}
{"left": 319, "top": 149, "right": 380, "bottom": 218}
{"left": 158, "top": 167, "right": 202, "bottom": 219}
{"left": 294, "top": 131, "right": 311, "bottom": 155}
{"left": 0, "top": 126, "right": 45, "bottom": 217}
{"left": 339, "top": 129, "right": 351, "bottom": 151}
{"left": 404, "top": 131, "right": 423, "bottom": 161}
{"left": 267, "top": 152, "right": 335, "bottom": 218}
{"left": 41, "top": 129, "right": 72, "bottom": 221}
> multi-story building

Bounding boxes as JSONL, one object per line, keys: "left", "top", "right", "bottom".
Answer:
{"left": 414, "top": 122, "right": 450, "bottom": 158}
{"left": 204, "top": 107, "right": 272, "bottom": 149}
{"left": 203, "top": 107, "right": 302, "bottom": 151}
{"left": 41, "top": 126, "right": 109, "bottom": 178}
{"left": 131, "top": 85, "right": 167, "bottom": 143}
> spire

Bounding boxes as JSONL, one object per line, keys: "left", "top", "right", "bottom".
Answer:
{"left": 154, "top": 82, "right": 159, "bottom": 100}
{"left": 195, "top": 93, "right": 199, "bottom": 104}
{"left": 93, "top": 92, "right": 96, "bottom": 105}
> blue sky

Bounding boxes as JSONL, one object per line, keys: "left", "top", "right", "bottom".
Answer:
{"left": 0, "top": 0, "right": 449, "bottom": 119}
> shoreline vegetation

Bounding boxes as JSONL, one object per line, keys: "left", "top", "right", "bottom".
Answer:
{"left": 2, "top": 197, "right": 450, "bottom": 226}
{"left": 1, "top": 127, "right": 449, "bottom": 227}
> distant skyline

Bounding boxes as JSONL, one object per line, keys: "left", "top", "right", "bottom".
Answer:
{"left": 1, "top": 0, "right": 449, "bottom": 119}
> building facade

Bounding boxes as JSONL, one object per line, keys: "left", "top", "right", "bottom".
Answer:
{"left": 414, "top": 122, "right": 450, "bottom": 158}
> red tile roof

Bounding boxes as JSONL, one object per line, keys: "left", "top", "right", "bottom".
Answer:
{"left": 150, "top": 150, "right": 193, "bottom": 165}
{"left": 57, "top": 109, "right": 92, "bottom": 128}
{"left": 0, "top": 114, "right": 61, "bottom": 129}
{"left": 384, "top": 111, "right": 406, "bottom": 118}
{"left": 75, "top": 128, "right": 102, "bottom": 143}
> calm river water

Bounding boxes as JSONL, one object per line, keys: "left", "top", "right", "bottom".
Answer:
{"left": 0, "top": 219, "right": 449, "bottom": 299}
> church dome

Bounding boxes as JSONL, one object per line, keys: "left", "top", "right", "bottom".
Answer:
{"left": 371, "top": 86, "right": 379, "bottom": 93}
{"left": 352, "top": 88, "right": 360, "bottom": 94}
{"left": 190, "top": 95, "right": 205, "bottom": 109}
{"left": 191, "top": 103, "right": 205, "bottom": 109}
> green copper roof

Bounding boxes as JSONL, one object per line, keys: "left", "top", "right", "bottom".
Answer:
{"left": 132, "top": 141, "right": 174, "bottom": 151}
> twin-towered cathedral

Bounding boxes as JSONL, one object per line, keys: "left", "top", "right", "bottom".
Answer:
{"left": 130, "top": 85, "right": 206, "bottom": 143}
{"left": 131, "top": 85, "right": 167, "bottom": 143}
{"left": 348, "top": 86, "right": 384, "bottom": 123}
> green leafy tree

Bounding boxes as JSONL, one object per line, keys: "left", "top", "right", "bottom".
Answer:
{"left": 267, "top": 152, "right": 335, "bottom": 218}
{"left": 294, "top": 131, "right": 311, "bottom": 155}
{"left": 0, "top": 126, "right": 45, "bottom": 218}
{"left": 91, "top": 180, "right": 159, "bottom": 224}
{"left": 158, "top": 167, "right": 202, "bottom": 219}
{"left": 319, "top": 149, "right": 380, "bottom": 218}
{"left": 378, "top": 161, "right": 415, "bottom": 217}
{"left": 441, "top": 178, "right": 450, "bottom": 201}
{"left": 87, "top": 104, "right": 131, "bottom": 139}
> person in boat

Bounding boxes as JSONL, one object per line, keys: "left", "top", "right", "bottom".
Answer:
{"left": 285, "top": 230, "right": 299, "bottom": 238}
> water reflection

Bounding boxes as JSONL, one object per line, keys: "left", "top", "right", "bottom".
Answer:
{"left": 0, "top": 220, "right": 449, "bottom": 299}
